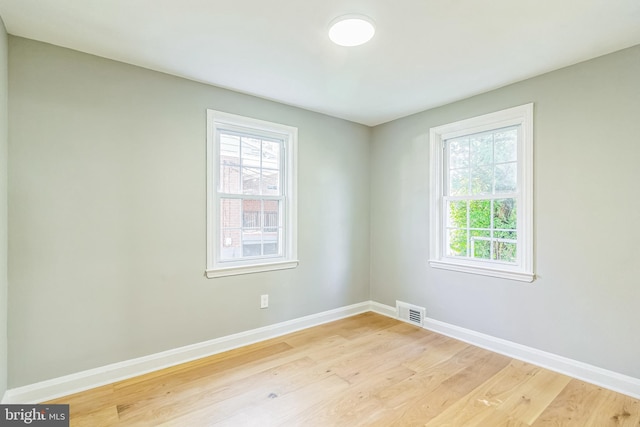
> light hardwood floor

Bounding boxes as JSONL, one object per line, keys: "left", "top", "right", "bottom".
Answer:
{"left": 47, "top": 312, "right": 640, "bottom": 426}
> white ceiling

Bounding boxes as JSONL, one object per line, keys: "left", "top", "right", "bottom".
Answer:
{"left": 0, "top": 0, "right": 639, "bottom": 126}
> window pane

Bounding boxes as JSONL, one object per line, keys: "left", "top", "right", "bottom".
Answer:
{"left": 220, "top": 198, "right": 241, "bottom": 228}
{"left": 473, "top": 240, "right": 491, "bottom": 259}
{"left": 470, "top": 133, "right": 493, "bottom": 165}
{"left": 220, "top": 198, "right": 242, "bottom": 261}
{"left": 470, "top": 165, "right": 492, "bottom": 195}
{"left": 219, "top": 166, "right": 240, "bottom": 194}
{"left": 243, "top": 210, "right": 261, "bottom": 228}
{"left": 494, "top": 128, "right": 518, "bottom": 163}
{"left": 220, "top": 229, "right": 241, "bottom": 260}
{"left": 240, "top": 230, "right": 280, "bottom": 257}
{"left": 240, "top": 241, "right": 279, "bottom": 257}
{"left": 263, "top": 242, "right": 279, "bottom": 256}
{"left": 262, "top": 221, "right": 280, "bottom": 256}
{"left": 262, "top": 140, "right": 280, "bottom": 170}
{"left": 470, "top": 230, "right": 491, "bottom": 260}
{"left": 494, "top": 241, "right": 517, "bottom": 262}
{"left": 242, "top": 230, "right": 262, "bottom": 256}
{"left": 494, "top": 230, "right": 517, "bottom": 240}
{"left": 469, "top": 199, "right": 491, "bottom": 229}
{"left": 263, "top": 200, "right": 280, "bottom": 232}
{"left": 220, "top": 134, "right": 240, "bottom": 165}
{"left": 242, "top": 199, "right": 262, "bottom": 229}
{"left": 494, "top": 162, "right": 517, "bottom": 193}
{"left": 241, "top": 136, "right": 261, "bottom": 168}
{"left": 261, "top": 169, "right": 280, "bottom": 196}
{"left": 447, "top": 200, "right": 467, "bottom": 228}
{"left": 449, "top": 169, "right": 469, "bottom": 196}
{"left": 448, "top": 138, "right": 469, "bottom": 169}
{"left": 447, "top": 228, "right": 467, "bottom": 257}
{"left": 242, "top": 167, "right": 261, "bottom": 194}
{"left": 242, "top": 242, "right": 261, "bottom": 257}
{"left": 493, "top": 198, "right": 517, "bottom": 230}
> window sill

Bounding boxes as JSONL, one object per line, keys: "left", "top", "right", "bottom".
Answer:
{"left": 206, "top": 260, "right": 299, "bottom": 278}
{"left": 429, "top": 259, "right": 535, "bottom": 282}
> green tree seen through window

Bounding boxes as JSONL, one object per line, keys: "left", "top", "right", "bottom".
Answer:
{"left": 446, "top": 126, "right": 518, "bottom": 263}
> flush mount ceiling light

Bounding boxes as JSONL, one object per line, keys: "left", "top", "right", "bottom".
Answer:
{"left": 328, "top": 14, "right": 375, "bottom": 47}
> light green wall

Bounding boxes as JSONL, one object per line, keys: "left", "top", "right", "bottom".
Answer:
{"left": 0, "top": 17, "right": 8, "bottom": 399}
{"left": 370, "top": 44, "right": 640, "bottom": 378}
{"left": 7, "top": 37, "right": 371, "bottom": 387}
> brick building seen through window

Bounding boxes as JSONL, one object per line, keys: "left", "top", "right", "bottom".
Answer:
{"left": 219, "top": 136, "right": 282, "bottom": 259}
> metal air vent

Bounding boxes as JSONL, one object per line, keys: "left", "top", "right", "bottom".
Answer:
{"left": 396, "top": 300, "right": 426, "bottom": 327}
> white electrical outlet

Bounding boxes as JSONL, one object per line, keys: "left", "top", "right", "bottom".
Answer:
{"left": 260, "top": 294, "right": 269, "bottom": 309}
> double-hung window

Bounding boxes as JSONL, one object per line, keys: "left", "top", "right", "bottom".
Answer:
{"left": 206, "top": 110, "right": 298, "bottom": 278}
{"left": 429, "top": 104, "right": 534, "bottom": 282}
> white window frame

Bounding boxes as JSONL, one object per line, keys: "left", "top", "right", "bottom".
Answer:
{"left": 206, "top": 110, "right": 298, "bottom": 278}
{"left": 429, "top": 103, "right": 534, "bottom": 282}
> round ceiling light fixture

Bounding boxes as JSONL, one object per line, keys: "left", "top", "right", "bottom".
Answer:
{"left": 328, "top": 14, "right": 375, "bottom": 47}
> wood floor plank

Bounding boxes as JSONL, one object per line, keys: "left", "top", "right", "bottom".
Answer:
{"left": 113, "top": 341, "right": 293, "bottom": 395}
{"left": 69, "top": 406, "right": 119, "bottom": 427}
{"left": 319, "top": 312, "right": 403, "bottom": 340}
{"left": 368, "top": 345, "right": 508, "bottom": 425}
{"left": 466, "top": 410, "right": 531, "bottom": 427}
{"left": 383, "top": 351, "right": 512, "bottom": 425}
{"left": 317, "top": 325, "right": 438, "bottom": 385}
{"left": 43, "top": 313, "right": 640, "bottom": 426}
{"left": 47, "top": 384, "right": 115, "bottom": 417}
{"left": 532, "top": 379, "right": 640, "bottom": 426}
{"left": 112, "top": 344, "right": 310, "bottom": 418}
{"left": 283, "top": 311, "right": 398, "bottom": 346}
{"left": 164, "top": 374, "right": 350, "bottom": 426}
{"left": 494, "top": 368, "right": 572, "bottom": 425}
{"left": 422, "top": 360, "right": 543, "bottom": 427}
{"left": 375, "top": 344, "right": 492, "bottom": 408}
{"left": 117, "top": 356, "right": 327, "bottom": 424}
{"left": 279, "top": 364, "right": 415, "bottom": 427}
{"left": 590, "top": 391, "right": 640, "bottom": 426}
{"left": 401, "top": 333, "right": 471, "bottom": 372}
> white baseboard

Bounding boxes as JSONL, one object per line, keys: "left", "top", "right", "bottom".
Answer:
{"left": 6, "top": 300, "right": 639, "bottom": 404}
{"left": 370, "top": 300, "right": 397, "bottom": 318}
{"left": 373, "top": 302, "right": 640, "bottom": 399}
{"left": 2, "top": 301, "right": 371, "bottom": 404}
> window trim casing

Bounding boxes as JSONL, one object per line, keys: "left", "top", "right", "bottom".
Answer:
{"left": 206, "top": 110, "right": 298, "bottom": 278}
{"left": 429, "top": 103, "right": 534, "bottom": 282}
